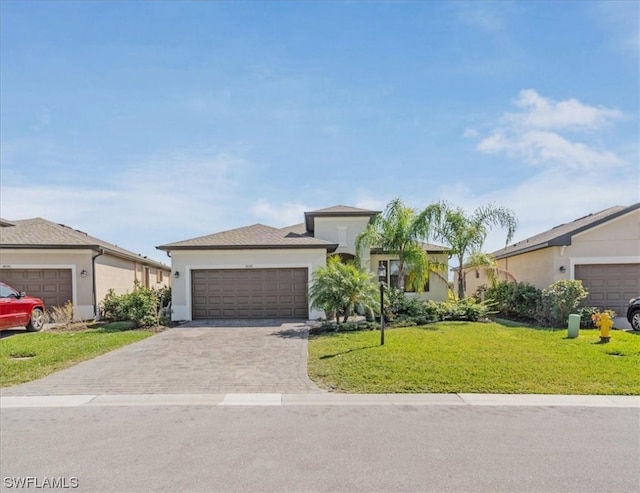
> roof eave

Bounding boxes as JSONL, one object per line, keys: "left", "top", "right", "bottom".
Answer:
{"left": 494, "top": 202, "right": 640, "bottom": 259}
{"left": 157, "top": 243, "right": 339, "bottom": 252}
{"left": 1, "top": 244, "right": 169, "bottom": 269}
{"left": 494, "top": 242, "right": 552, "bottom": 259}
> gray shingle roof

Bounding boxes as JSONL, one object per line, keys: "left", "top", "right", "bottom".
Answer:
{"left": 157, "top": 224, "right": 338, "bottom": 251}
{"left": 0, "top": 218, "right": 169, "bottom": 269}
{"left": 279, "top": 223, "right": 310, "bottom": 236}
{"left": 305, "top": 205, "right": 380, "bottom": 214}
{"left": 492, "top": 203, "right": 640, "bottom": 259}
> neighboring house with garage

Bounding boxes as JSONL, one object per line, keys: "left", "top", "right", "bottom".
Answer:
{"left": 0, "top": 218, "right": 171, "bottom": 320}
{"left": 157, "top": 205, "right": 449, "bottom": 322}
{"left": 462, "top": 203, "right": 640, "bottom": 316}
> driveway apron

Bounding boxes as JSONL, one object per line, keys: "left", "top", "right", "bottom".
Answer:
{"left": 1, "top": 321, "right": 320, "bottom": 396}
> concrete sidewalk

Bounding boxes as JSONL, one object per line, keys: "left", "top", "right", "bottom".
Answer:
{"left": 1, "top": 392, "right": 638, "bottom": 408}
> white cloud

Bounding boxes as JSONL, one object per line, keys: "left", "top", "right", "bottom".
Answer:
{"left": 479, "top": 129, "right": 625, "bottom": 169}
{"left": 0, "top": 151, "right": 250, "bottom": 262}
{"left": 249, "top": 200, "right": 310, "bottom": 227}
{"left": 509, "top": 89, "right": 623, "bottom": 131}
{"left": 437, "top": 166, "right": 637, "bottom": 254}
{"left": 477, "top": 89, "right": 626, "bottom": 169}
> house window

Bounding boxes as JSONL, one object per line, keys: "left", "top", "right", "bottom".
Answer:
{"left": 157, "top": 270, "right": 163, "bottom": 283}
{"left": 389, "top": 260, "right": 402, "bottom": 289}
{"left": 389, "top": 259, "right": 429, "bottom": 292}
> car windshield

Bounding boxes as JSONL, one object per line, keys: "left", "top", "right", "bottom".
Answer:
{"left": 0, "top": 284, "right": 19, "bottom": 298}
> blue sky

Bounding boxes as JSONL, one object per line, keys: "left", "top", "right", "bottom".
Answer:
{"left": 1, "top": 1, "right": 638, "bottom": 264}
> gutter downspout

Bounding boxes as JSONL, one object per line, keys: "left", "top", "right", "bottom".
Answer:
{"left": 92, "top": 248, "right": 105, "bottom": 319}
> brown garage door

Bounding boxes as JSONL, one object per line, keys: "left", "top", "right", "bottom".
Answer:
{"left": 0, "top": 269, "right": 73, "bottom": 308}
{"left": 575, "top": 264, "right": 640, "bottom": 314}
{"left": 192, "top": 268, "right": 308, "bottom": 319}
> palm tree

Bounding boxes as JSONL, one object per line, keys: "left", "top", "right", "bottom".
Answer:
{"left": 355, "top": 198, "right": 445, "bottom": 292}
{"left": 424, "top": 202, "right": 517, "bottom": 299}
{"left": 309, "top": 255, "right": 379, "bottom": 323}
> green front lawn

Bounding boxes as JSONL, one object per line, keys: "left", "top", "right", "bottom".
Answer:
{"left": 0, "top": 326, "right": 154, "bottom": 387}
{"left": 308, "top": 322, "right": 640, "bottom": 395}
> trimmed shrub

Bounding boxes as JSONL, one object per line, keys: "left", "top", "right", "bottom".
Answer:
{"left": 484, "top": 281, "right": 541, "bottom": 320}
{"left": 435, "top": 298, "right": 491, "bottom": 322}
{"left": 537, "top": 280, "right": 588, "bottom": 327}
{"left": 100, "top": 283, "right": 170, "bottom": 328}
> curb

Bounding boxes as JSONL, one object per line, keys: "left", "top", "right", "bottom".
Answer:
{"left": 1, "top": 393, "right": 638, "bottom": 409}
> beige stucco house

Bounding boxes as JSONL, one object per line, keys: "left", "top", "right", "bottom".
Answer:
{"left": 0, "top": 218, "right": 171, "bottom": 320}
{"left": 157, "top": 205, "right": 449, "bottom": 322}
{"left": 461, "top": 203, "right": 640, "bottom": 315}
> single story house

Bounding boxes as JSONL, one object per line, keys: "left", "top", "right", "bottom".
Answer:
{"left": 461, "top": 203, "right": 640, "bottom": 315}
{"left": 0, "top": 218, "right": 171, "bottom": 320}
{"left": 157, "top": 205, "right": 449, "bottom": 321}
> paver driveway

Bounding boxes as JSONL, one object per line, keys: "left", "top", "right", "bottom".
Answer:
{"left": 1, "top": 321, "right": 320, "bottom": 396}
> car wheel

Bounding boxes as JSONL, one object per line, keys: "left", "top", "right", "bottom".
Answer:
{"left": 26, "top": 307, "right": 45, "bottom": 332}
{"left": 631, "top": 310, "right": 640, "bottom": 331}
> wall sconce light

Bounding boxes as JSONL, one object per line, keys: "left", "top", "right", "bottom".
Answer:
{"left": 174, "top": 271, "right": 180, "bottom": 279}
{"left": 80, "top": 269, "right": 88, "bottom": 278}
{"left": 559, "top": 266, "right": 566, "bottom": 272}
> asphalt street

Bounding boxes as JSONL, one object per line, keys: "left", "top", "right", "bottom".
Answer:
{"left": 1, "top": 403, "right": 638, "bottom": 493}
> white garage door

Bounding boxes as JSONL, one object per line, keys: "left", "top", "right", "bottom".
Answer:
{"left": 575, "top": 264, "right": 640, "bottom": 314}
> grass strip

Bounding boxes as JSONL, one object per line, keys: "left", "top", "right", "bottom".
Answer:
{"left": 1, "top": 329, "right": 153, "bottom": 387}
{"left": 308, "top": 322, "right": 640, "bottom": 395}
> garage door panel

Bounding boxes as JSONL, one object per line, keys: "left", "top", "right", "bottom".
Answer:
{"left": 576, "top": 263, "right": 640, "bottom": 314}
{"left": 0, "top": 269, "right": 73, "bottom": 309}
{"left": 191, "top": 268, "right": 308, "bottom": 320}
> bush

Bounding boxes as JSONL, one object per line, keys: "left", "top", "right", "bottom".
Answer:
{"left": 537, "top": 280, "right": 588, "bottom": 327}
{"left": 100, "top": 283, "right": 170, "bottom": 328}
{"left": 47, "top": 301, "right": 75, "bottom": 330}
{"left": 383, "top": 288, "right": 438, "bottom": 323}
{"left": 484, "top": 281, "right": 541, "bottom": 320}
{"left": 578, "top": 306, "right": 600, "bottom": 328}
{"left": 313, "top": 320, "right": 379, "bottom": 334}
{"left": 435, "top": 298, "right": 491, "bottom": 322}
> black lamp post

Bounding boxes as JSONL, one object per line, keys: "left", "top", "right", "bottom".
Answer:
{"left": 377, "top": 262, "right": 387, "bottom": 346}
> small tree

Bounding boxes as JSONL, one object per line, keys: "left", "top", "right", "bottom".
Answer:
{"left": 310, "top": 255, "right": 380, "bottom": 323}
{"left": 355, "top": 197, "right": 446, "bottom": 292}
{"left": 424, "top": 201, "right": 517, "bottom": 299}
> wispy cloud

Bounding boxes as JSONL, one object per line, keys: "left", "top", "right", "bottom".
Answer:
{"left": 1, "top": 151, "right": 250, "bottom": 261}
{"left": 447, "top": 88, "right": 635, "bottom": 252}
{"left": 249, "top": 200, "right": 310, "bottom": 227}
{"left": 507, "top": 89, "right": 623, "bottom": 130}
{"left": 438, "top": 165, "right": 636, "bottom": 253}
{"left": 476, "top": 89, "right": 626, "bottom": 169}
{"left": 589, "top": 0, "right": 640, "bottom": 54}
{"left": 454, "top": 1, "right": 511, "bottom": 32}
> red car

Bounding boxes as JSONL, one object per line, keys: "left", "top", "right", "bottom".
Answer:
{"left": 0, "top": 282, "right": 46, "bottom": 332}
